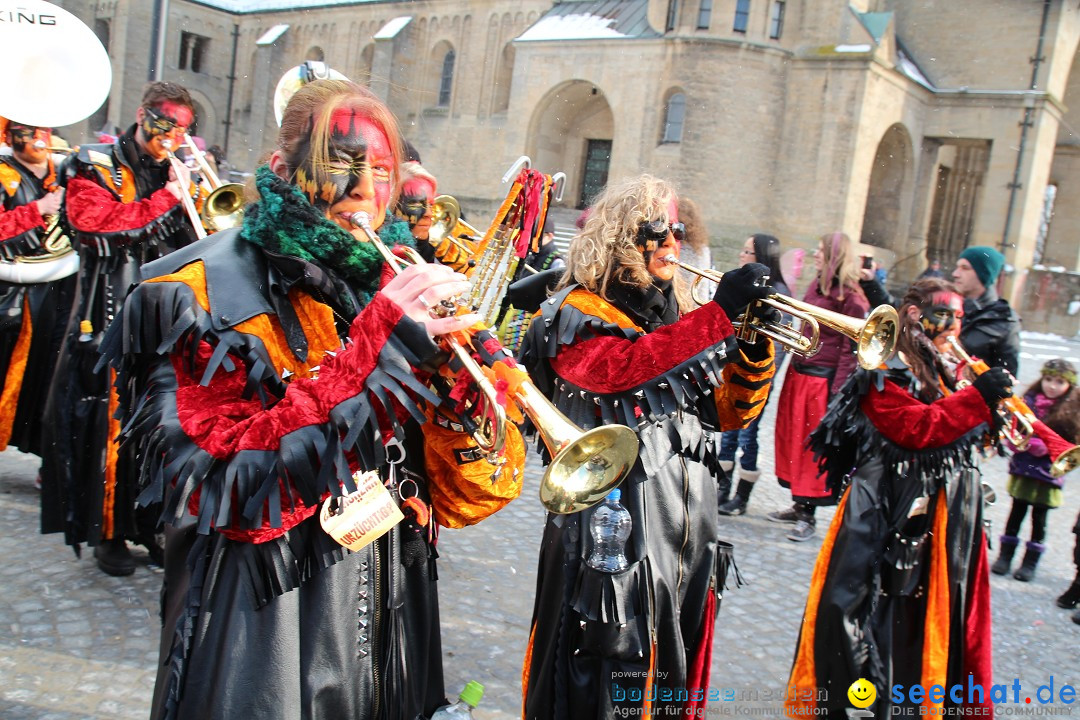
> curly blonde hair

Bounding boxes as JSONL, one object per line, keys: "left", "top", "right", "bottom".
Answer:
{"left": 557, "top": 174, "right": 691, "bottom": 312}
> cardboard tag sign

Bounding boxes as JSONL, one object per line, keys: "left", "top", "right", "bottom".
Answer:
{"left": 320, "top": 470, "right": 404, "bottom": 552}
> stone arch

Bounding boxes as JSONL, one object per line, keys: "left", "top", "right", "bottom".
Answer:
{"left": 861, "top": 123, "right": 914, "bottom": 255}
{"left": 492, "top": 41, "right": 515, "bottom": 114}
{"left": 527, "top": 80, "right": 615, "bottom": 208}
{"left": 356, "top": 43, "right": 375, "bottom": 86}
{"left": 187, "top": 87, "right": 218, "bottom": 145}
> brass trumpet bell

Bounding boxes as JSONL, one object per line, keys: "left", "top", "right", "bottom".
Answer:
{"left": 669, "top": 255, "right": 900, "bottom": 370}
{"left": 515, "top": 382, "right": 639, "bottom": 515}
{"left": 203, "top": 182, "right": 246, "bottom": 232}
{"left": 348, "top": 210, "right": 640, "bottom": 516}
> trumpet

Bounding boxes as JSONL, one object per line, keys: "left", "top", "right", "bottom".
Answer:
{"left": 944, "top": 336, "right": 1080, "bottom": 476}
{"left": 665, "top": 256, "right": 900, "bottom": 370}
{"left": 348, "top": 211, "right": 639, "bottom": 514}
{"left": 181, "top": 133, "right": 245, "bottom": 232}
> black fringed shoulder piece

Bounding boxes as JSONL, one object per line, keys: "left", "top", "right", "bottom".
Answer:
{"left": 810, "top": 367, "right": 991, "bottom": 498}
{"left": 519, "top": 284, "right": 738, "bottom": 432}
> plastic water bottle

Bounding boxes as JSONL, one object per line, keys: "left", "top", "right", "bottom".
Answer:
{"left": 431, "top": 681, "right": 484, "bottom": 719}
{"left": 586, "top": 489, "right": 631, "bottom": 573}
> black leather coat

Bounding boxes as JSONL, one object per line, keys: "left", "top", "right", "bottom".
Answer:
{"left": 959, "top": 288, "right": 1020, "bottom": 376}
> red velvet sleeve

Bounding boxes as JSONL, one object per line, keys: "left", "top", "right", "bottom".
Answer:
{"left": 0, "top": 202, "right": 45, "bottom": 243}
{"left": 550, "top": 301, "right": 735, "bottom": 394}
{"left": 65, "top": 174, "right": 180, "bottom": 239}
{"left": 174, "top": 292, "right": 404, "bottom": 459}
{"left": 860, "top": 381, "right": 991, "bottom": 451}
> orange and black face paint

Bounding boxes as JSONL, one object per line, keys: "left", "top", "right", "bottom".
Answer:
{"left": 293, "top": 108, "right": 371, "bottom": 212}
{"left": 918, "top": 291, "right": 964, "bottom": 339}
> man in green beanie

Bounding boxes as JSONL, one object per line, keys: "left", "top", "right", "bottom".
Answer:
{"left": 952, "top": 245, "right": 1020, "bottom": 375}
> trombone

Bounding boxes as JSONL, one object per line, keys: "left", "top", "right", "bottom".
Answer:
{"left": 181, "top": 133, "right": 245, "bottom": 232}
{"left": 665, "top": 255, "right": 900, "bottom": 371}
{"left": 161, "top": 138, "right": 207, "bottom": 240}
{"left": 348, "top": 211, "right": 639, "bottom": 514}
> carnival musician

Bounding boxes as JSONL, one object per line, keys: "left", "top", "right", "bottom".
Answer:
{"left": 518, "top": 173, "right": 776, "bottom": 718}
{"left": 785, "top": 278, "right": 1007, "bottom": 718}
{"left": 100, "top": 78, "right": 525, "bottom": 719}
{"left": 40, "top": 81, "right": 206, "bottom": 576}
{"left": 0, "top": 120, "right": 72, "bottom": 457}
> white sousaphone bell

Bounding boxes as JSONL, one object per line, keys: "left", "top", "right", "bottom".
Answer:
{"left": 0, "top": 0, "right": 113, "bottom": 283}
{"left": 273, "top": 61, "right": 349, "bottom": 127}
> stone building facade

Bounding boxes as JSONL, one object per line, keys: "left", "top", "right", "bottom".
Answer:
{"left": 56, "top": 0, "right": 1080, "bottom": 316}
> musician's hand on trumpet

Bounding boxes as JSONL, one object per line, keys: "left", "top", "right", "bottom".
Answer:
{"left": 711, "top": 262, "right": 775, "bottom": 322}
{"left": 380, "top": 262, "right": 479, "bottom": 335}
{"left": 34, "top": 188, "right": 64, "bottom": 218}
{"left": 972, "top": 366, "right": 1014, "bottom": 413}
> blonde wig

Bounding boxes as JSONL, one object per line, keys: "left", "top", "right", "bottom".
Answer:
{"left": 557, "top": 174, "right": 692, "bottom": 313}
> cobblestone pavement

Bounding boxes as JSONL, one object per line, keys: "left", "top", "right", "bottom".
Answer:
{"left": 1, "top": 335, "right": 1078, "bottom": 719}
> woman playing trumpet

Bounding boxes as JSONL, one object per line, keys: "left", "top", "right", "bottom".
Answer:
{"left": 100, "top": 79, "right": 524, "bottom": 719}
{"left": 518, "top": 173, "right": 777, "bottom": 719}
{"left": 785, "top": 277, "right": 1007, "bottom": 718}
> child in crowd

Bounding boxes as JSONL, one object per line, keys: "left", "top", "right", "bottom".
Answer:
{"left": 991, "top": 358, "right": 1080, "bottom": 582}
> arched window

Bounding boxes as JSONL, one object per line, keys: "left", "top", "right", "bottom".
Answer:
{"left": 661, "top": 92, "right": 686, "bottom": 144}
{"left": 306, "top": 46, "right": 325, "bottom": 62}
{"left": 438, "top": 49, "right": 455, "bottom": 107}
{"left": 493, "top": 43, "right": 514, "bottom": 113}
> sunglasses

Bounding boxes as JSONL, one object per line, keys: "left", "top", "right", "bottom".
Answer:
{"left": 637, "top": 220, "right": 685, "bottom": 250}
{"left": 143, "top": 106, "right": 189, "bottom": 136}
{"left": 8, "top": 126, "right": 45, "bottom": 141}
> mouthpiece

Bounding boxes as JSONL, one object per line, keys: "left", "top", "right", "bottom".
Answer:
{"left": 32, "top": 140, "right": 46, "bottom": 150}
{"left": 161, "top": 138, "right": 174, "bottom": 151}
{"left": 347, "top": 211, "right": 375, "bottom": 235}
{"left": 662, "top": 254, "right": 679, "bottom": 265}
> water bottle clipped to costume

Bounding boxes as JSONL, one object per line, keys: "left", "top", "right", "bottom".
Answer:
{"left": 586, "top": 489, "right": 632, "bottom": 573}
{"left": 431, "top": 680, "right": 484, "bottom": 718}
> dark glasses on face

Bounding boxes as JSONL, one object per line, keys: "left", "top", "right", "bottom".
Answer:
{"left": 9, "top": 126, "right": 40, "bottom": 139}
{"left": 637, "top": 220, "right": 685, "bottom": 247}
{"left": 143, "top": 106, "right": 189, "bottom": 136}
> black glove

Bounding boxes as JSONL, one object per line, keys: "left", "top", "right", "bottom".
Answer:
{"left": 713, "top": 262, "right": 774, "bottom": 321}
{"left": 972, "top": 367, "right": 1013, "bottom": 409}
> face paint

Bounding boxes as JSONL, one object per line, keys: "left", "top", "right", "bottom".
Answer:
{"left": 294, "top": 109, "right": 395, "bottom": 217}
{"left": 396, "top": 172, "right": 436, "bottom": 228}
{"left": 306, "top": 109, "right": 396, "bottom": 232}
{"left": 138, "top": 102, "right": 194, "bottom": 160}
{"left": 918, "top": 291, "right": 964, "bottom": 339}
{"left": 8, "top": 125, "right": 51, "bottom": 164}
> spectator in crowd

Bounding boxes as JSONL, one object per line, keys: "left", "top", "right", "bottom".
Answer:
{"left": 951, "top": 245, "right": 1020, "bottom": 376}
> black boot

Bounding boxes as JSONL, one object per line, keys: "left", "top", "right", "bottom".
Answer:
{"left": 991, "top": 535, "right": 1019, "bottom": 575}
{"left": 719, "top": 472, "right": 759, "bottom": 517}
{"left": 1057, "top": 577, "right": 1080, "bottom": 609}
{"left": 717, "top": 461, "right": 734, "bottom": 505}
{"left": 1013, "top": 541, "right": 1045, "bottom": 582}
{"left": 93, "top": 537, "right": 135, "bottom": 577}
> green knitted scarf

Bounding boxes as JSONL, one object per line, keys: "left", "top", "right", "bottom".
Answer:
{"left": 241, "top": 165, "right": 415, "bottom": 303}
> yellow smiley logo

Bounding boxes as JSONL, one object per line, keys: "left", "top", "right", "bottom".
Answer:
{"left": 847, "top": 678, "right": 876, "bottom": 709}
